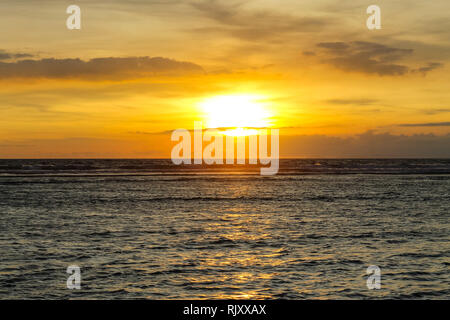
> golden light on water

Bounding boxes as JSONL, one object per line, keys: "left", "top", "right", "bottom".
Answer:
{"left": 200, "top": 94, "right": 272, "bottom": 136}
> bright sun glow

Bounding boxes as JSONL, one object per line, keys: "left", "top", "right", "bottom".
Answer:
{"left": 200, "top": 94, "right": 272, "bottom": 136}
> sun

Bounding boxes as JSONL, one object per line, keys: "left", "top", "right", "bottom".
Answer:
{"left": 200, "top": 94, "right": 272, "bottom": 136}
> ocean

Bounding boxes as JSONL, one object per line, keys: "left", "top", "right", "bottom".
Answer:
{"left": 0, "top": 159, "right": 449, "bottom": 299}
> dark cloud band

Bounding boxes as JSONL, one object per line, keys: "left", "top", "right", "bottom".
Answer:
{"left": 0, "top": 56, "right": 204, "bottom": 80}
{"left": 315, "top": 41, "right": 442, "bottom": 76}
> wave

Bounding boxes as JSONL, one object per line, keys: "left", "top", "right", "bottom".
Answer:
{"left": 0, "top": 159, "right": 450, "bottom": 177}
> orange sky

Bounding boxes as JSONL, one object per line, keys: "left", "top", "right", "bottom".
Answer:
{"left": 0, "top": 0, "right": 449, "bottom": 158}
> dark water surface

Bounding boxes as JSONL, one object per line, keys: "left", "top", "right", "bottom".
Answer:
{"left": 0, "top": 159, "right": 449, "bottom": 299}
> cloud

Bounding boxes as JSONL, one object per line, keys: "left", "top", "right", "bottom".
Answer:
{"left": 412, "top": 62, "right": 443, "bottom": 74}
{"left": 302, "top": 51, "right": 316, "bottom": 56}
{"left": 325, "top": 98, "right": 379, "bottom": 106}
{"left": 282, "top": 131, "right": 450, "bottom": 158}
{"left": 397, "top": 122, "right": 450, "bottom": 127}
{"left": 0, "top": 137, "right": 167, "bottom": 158}
{"left": 421, "top": 108, "right": 450, "bottom": 115}
{"left": 4, "top": 131, "right": 449, "bottom": 158}
{"left": 317, "top": 42, "right": 349, "bottom": 50}
{"left": 0, "top": 56, "right": 204, "bottom": 80}
{"left": 0, "top": 50, "right": 34, "bottom": 61}
{"left": 130, "top": 125, "right": 290, "bottom": 135}
{"left": 315, "top": 41, "right": 442, "bottom": 76}
{"left": 191, "top": 0, "right": 329, "bottom": 41}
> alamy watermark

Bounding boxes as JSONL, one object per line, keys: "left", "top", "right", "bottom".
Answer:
{"left": 64, "top": 5, "right": 381, "bottom": 31}
{"left": 171, "top": 122, "right": 279, "bottom": 175}
{"left": 64, "top": 4, "right": 381, "bottom": 33}
{"left": 66, "top": 5, "right": 81, "bottom": 30}
{"left": 66, "top": 265, "right": 81, "bottom": 289}
{"left": 366, "top": 265, "right": 381, "bottom": 290}
{"left": 367, "top": 5, "right": 381, "bottom": 30}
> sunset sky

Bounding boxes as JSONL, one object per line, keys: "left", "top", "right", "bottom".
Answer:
{"left": 1, "top": 0, "right": 449, "bottom": 158}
